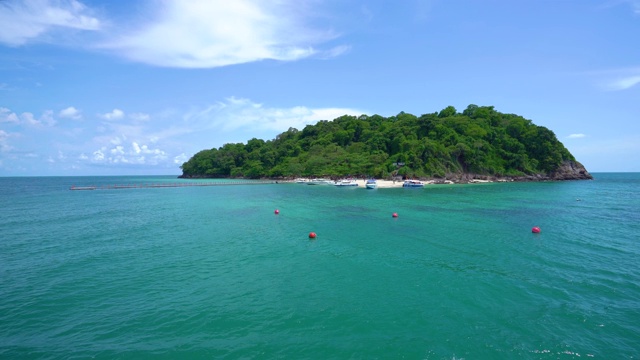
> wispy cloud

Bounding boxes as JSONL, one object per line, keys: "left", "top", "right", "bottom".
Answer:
{"left": 628, "top": 0, "right": 640, "bottom": 14}
{"left": 606, "top": 75, "right": 640, "bottom": 90}
{"left": 0, "top": 0, "right": 101, "bottom": 46}
{"left": 102, "top": 0, "right": 340, "bottom": 68}
{"left": 567, "top": 133, "right": 586, "bottom": 139}
{"left": 591, "top": 66, "right": 640, "bottom": 91}
{"left": 0, "top": 130, "right": 13, "bottom": 152}
{"left": 184, "top": 97, "right": 365, "bottom": 133}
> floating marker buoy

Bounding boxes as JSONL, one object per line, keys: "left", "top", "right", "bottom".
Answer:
{"left": 532, "top": 226, "right": 541, "bottom": 234}
{"left": 274, "top": 209, "right": 279, "bottom": 215}
{"left": 309, "top": 232, "right": 317, "bottom": 239}
{"left": 392, "top": 212, "right": 398, "bottom": 218}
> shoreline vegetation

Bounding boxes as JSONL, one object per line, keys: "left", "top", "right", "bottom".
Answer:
{"left": 179, "top": 105, "right": 592, "bottom": 182}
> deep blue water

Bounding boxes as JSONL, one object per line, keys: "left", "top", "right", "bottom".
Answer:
{"left": 0, "top": 174, "right": 638, "bottom": 359}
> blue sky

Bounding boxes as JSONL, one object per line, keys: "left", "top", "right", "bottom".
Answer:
{"left": 1, "top": 0, "right": 639, "bottom": 176}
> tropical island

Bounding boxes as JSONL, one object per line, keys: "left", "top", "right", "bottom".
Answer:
{"left": 179, "top": 105, "right": 592, "bottom": 183}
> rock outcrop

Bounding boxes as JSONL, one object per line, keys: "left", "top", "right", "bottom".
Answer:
{"left": 437, "top": 160, "right": 592, "bottom": 183}
{"left": 548, "top": 160, "right": 593, "bottom": 180}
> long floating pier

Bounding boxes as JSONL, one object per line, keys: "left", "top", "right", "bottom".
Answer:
{"left": 70, "top": 180, "right": 287, "bottom": 190}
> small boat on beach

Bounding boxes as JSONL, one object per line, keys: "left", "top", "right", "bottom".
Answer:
{"left": 365, "top": 179, "right": 377, "bottom": 189}
{"left": 307, "top": 178, "right": 333, "bottom": 185}
{"left": 402, "top": 180, "right": 424, "bottom": 188}
{"left": 334, "top": 179, "right": 359, "bottom": 187}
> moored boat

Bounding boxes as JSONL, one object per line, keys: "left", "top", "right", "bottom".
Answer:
{"left": 365, "top": 179, "right": 377, "bottom": 189}
{"left": 402, "top": 180, "right": 424, "bottom": 188}
{"left": 307, "top": 178, "right": 333, "bottom": 185}
{"left": 334, "top": 179, "right": 359, "bottom": 187}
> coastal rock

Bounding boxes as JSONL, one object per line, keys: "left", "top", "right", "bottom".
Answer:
{"left": 432, "top": 160, "right": 592, "bottom": 183}
{"left": 549, "top": 160, "right": 593, "bottom": 180}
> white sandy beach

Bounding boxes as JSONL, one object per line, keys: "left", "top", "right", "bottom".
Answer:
{"left": 353, "top": 179, "right": 463, "bottom": 188}
{"left": 294, "top": 178, "right": 491, "bottom": 188}
{"left": 354, "top": 179, "right": 404, "bottom": 188}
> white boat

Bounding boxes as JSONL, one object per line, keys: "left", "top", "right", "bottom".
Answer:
{"left": 307, "top": 178, "right": 333, "bottom": 185}
{"left": 403, "top": 180, "right": 424, "bottom": 188}
{"left": 295, "top": 178, "right": 309, "bottom": 184}
{"left": 334, "top": 179, "right": 358, "bottom": 187}
{"left": 365, "top": 179, "right": 377, "bottom": 189}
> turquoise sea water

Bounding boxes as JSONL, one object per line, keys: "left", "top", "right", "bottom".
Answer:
{"left": 1, "top": 174, "right": 638, "bottom": 359}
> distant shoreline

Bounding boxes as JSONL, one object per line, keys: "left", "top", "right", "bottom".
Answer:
{"left": 177, "top": 174, "right": 591, "bottom": 187}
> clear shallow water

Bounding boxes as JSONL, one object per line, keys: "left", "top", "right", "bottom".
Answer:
{"left": 0, "top": 174, "right": 638, "bottom": 359}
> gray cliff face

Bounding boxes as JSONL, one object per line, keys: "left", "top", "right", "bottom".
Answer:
{"left": 549, "top": 160, "right": 593, "bottom": 180}
{"left": 440, "top": 160, "right": 593, "bottom": 183}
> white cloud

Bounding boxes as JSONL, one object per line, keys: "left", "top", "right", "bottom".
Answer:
{"left": 102, "top": 0, "right": 338, "bottom": 68}
{"left": 0, "top": 130, "right": 13, "bottom": 152}
{"left": 606, "top": 75, "right": 640, "bottom": 91}
{"left": 594, "top": 66, "right": 640, "bottom": 91}
{"left": 110, "top": 145, "right": 124, "bottom": 155}
{"left": 130, "top": 112, "right": 150, "bottom": 122}
{"left": 567, "top": 133, "right": 586, "bottom": 139}
{"left": 92, "top": 148, "right": 105, "bottom": 161}
{"left": 41, "top": 110, "right": 56, "bottom": 126}
{"left": 20, "top": 112, "right": 41, "bottom": 126}
{"left": 100, "top": 108, "right": 124, "bottom": 120}
{"left": 186, "top": 97, "right": 365, "bottom": 133}
{"left": 2, "top": 98, "right": 365, "bottom": 174}
{"left": 59, "top": 106, "right": 82, "bottom": 120}
{"left": 1, "top": 108, "right": 56, "bottom": 127}
{"left": 174, "top": 153, "right": 188, "bottom": 165}
{"left": 87, "top": 141, "right": 167, "bottom": 166}
{"left": 0, "top": 0, "right": 101, "bottom": 46}
{"left": 629, "top": 0, "right": 640, "bottom": 14}
{"left": 0, "top": 108, "right": 20, "bottom": 124}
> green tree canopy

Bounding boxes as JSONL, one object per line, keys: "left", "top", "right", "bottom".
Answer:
{"left": 180, "top": 105, "right": 579, "bottom": 179}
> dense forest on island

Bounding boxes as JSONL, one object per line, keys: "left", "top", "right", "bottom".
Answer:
{"left": 180, "top": 105, "right": 592, "bottom": 181}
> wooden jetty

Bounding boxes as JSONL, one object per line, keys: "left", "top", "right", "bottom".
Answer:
{"left": 70, "top": 180, "right": 287, "bottom": 191}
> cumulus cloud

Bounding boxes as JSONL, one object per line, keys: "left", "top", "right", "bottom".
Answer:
{"left": 567, "top": 133, "right": 586, "bottom": 139}
{"left": 88, "top": 142, "right": 167, "bottom": 165}
{"left": 59, "top": 106, "right": 82, "bottom": 120}
{"left": 100, "top": 108, "right": 124, "bottom": 120}
{"left": 0, "top": 108, "right": 20, "bottom": 124}
{"left": 92, "top": 148, "right": 105, "bottom": 161}
{"left": 102, "top": 0, "right": 339, "bottom": 68}
{"left": 0, "top": 0, "right": 101, "bottom": 46}
{"left": 186, "top": 97, "right": 365, "bottom": 133}
{"left": 0, "top": 107, "right": 56, "bottom": 127}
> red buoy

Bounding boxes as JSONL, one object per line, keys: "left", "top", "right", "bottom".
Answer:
{"left": 309, "top": 232, "right": 317, "bottom": 239}
{"left": 392, "top": 212, "right": 398, "bottom": 218}
{"left": 274, "top": 209, "right": 279, "bottom": 215}
{"left": 532, "top": 226, "right": 541, "bottom": 234}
